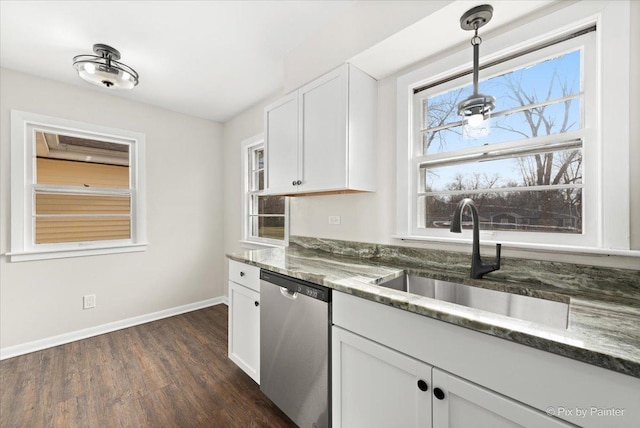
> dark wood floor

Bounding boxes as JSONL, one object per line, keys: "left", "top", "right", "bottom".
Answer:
{"left": 0, "top": 305, "right": 297, "bottom": 428}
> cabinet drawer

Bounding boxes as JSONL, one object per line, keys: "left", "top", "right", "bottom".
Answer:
{"left": 228, "top": 259, "right": 260, "bottom": 292}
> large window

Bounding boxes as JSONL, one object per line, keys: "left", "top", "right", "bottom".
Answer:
{"left": 10, "top": 111, "right": 147, "bottom": 261}
{"left": 416, "top": 36, "right": 590, "bottom": 238}
{"left": 396, "top": 1, "right": 632, "bottom": 252}
{"left": 243, "top": 135, "right": 287, "bottom": 245}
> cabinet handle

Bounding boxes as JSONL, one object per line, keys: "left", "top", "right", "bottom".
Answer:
{"left": 254, "top": 301, "right": 259, "bottom": 307}
{"left": 417, "top": 380, "right": 428, "bottom": 392}
{"left": 296, "top": 180, "right": 302, "bottom": 185}
{"left": 292, "top": 180, "right": 297, "bottom": 186}
{"left": 239, "top": 272, "right": 245, "bottom": 277}
{"left": 433, "top": 388, "right": 445, "bottom": 400}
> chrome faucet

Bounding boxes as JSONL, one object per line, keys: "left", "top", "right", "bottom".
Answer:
{"left": 450, "top": 198, "right": 501, "bottom": 279}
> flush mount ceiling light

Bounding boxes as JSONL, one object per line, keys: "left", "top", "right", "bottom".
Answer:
{"left": 73, "top": 44, "right": 139, "bottom": 89}
{"left": 457, "top": 5, "right": 495, "bottom": 130}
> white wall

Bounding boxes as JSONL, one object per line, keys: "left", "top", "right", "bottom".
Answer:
{"left": 630, "top": 0, "right": 640, "bottom": 250}
{"left": 226, "top": 3, "right": 640, "bottom": 271}
{"left": 284, "top": 0, "right": 450, "bottom": 92}
{"left": 221, "top": 92, "right": 282, "bottom": 299}
{"left": 222, "top": 93, "right": 281, "bottom": 258}
{"left": 0, "top": 68, "right": 224, "bottom": 349}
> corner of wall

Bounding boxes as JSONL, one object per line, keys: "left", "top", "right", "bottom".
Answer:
{"left": 629, "top": 0, "right": 640, "bottom": 250}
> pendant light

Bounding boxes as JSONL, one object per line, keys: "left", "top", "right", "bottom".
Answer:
{"left": 457, "top": 5, "right": 495, "bottom": 133}
{"left": 73, "top": 44, "right": 139, "bottom": 89}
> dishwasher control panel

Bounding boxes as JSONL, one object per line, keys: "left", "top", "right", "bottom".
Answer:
{"left": 260, "top": 270, "right": 330, "bottom": 302}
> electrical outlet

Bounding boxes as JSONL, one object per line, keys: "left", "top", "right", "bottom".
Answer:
{"left": 83, "top": 294, "right": 96, "bottom": 310}
{"left": 328, "top": 215, "right": 341, "bottom": 225}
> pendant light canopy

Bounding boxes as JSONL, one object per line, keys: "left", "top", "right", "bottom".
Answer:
{"left": 457, "top": 5, "right": 495, "bottom": 129}
{"left": 73, "top": 44, "right": 139, "bottom": 89}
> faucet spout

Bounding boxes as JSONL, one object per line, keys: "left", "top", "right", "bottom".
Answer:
{"left": 450, "top": 198, "right": 501, "bottom": 279}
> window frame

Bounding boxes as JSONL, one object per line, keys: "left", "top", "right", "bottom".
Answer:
{"left": 411, "top": 33, "right": 595, "bottom": 246}
{"left": 396, "top": 0, "right": 631, "bottom": 254}
{"left": 9, "top": 110, "right": 147, "bottom": 261}
{"left": 241, "top": 134, "right": 288, "bottom": 247}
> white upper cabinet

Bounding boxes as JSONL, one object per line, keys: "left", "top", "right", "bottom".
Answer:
{"left": 264, "top": 63, "right": 376, "bottom": 195}
{"left": 264, "top": 93, "right": 298, "bottom": 195}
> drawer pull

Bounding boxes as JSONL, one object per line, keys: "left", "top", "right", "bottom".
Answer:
{"left": 239, "top": 272, "right": 245, "bottom": 277}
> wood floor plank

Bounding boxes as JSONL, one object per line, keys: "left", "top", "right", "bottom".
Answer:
{"left": 0, "top": 305, "right": 296, "bottom": 428}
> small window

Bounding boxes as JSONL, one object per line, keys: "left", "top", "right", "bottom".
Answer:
{"left": 10, "top": 111, "right": 147, "bottom": 261}
{"left": 34, "top": 132, "right": 132, "bottom": 244}
{"left": 243, "top": 135, "right": 287, "bottom": 245}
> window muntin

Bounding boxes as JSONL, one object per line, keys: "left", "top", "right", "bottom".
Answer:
{"left": 423, "top": 97, "right": 581, "bottom": 155}
{"left": 411, "top": 33, "right": 592, "bottom": 243}
{"left": 244, "top": 140, "right": 287, "bottom": 244}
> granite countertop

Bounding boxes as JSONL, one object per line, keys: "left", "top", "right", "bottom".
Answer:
{"left": 227, "top": 237, "right": 640, "bottom": 378}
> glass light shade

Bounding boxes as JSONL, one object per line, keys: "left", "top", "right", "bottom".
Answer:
{"left": 73, "top": 53, "right": 138, "bottom": 89}
{"left": 463, "top": 113, "right": 491, "bottom": 139}
{"left": 467, "top": 113, "right": 485, "bottom": 127}
{"left": 458, "top": 92, "right": 495, "bottom": 139}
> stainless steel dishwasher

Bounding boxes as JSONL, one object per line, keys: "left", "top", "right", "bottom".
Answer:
{"left": 260, "top": 269, "right": 331, "bottom": 428}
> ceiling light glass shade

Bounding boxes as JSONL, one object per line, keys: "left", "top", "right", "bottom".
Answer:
{"left": 463, "top": 113, "right": 491, "bottom": 139}
{"left": 73, "top": 44, "right": 139, "bottom": 89}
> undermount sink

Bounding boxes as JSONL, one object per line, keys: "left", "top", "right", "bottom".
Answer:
{"left": 378, "top": 274, "right": 569, "bottom": 330}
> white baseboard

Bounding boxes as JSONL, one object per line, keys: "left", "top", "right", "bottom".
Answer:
{"left": 0, "top": 296, "right": 229, "bottom": 360}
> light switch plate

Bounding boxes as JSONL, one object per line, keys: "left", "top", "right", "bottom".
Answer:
{"left": 328, "top": 216, "right": 341, "bottom": 225}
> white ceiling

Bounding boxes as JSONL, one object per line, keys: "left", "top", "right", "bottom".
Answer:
{"left": 1, "top": 1, "right": 560, "bottom": 123}
{"left": 350, "top": 0, "right": 558, "bottom": 80}
{"left": 0, "top": 0, "right": 357, "bottom": 122}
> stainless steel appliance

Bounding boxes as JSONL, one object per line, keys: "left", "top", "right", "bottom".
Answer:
{"left": 260, "top": 269, "right": 331, "bottom": 428}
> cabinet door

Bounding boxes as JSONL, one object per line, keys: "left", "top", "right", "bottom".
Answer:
{"left": 299, "top": 65, "right": 348, "bottom": 192}
{"left": 265, "top": 92, "right": 298, "bottom": 194}
{"left": 332, "top": 326, "right": 432, "bottom": 428}
{"left": 228, "top": 281, "right": 260, "bottom": 383}
{"left": 432, "top": 369, "right": 573, "bottom": 428}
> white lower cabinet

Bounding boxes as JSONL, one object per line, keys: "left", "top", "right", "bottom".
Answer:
{"left": 228, "top": 280, "right": 260, "bottom": 383}
{"left": 332, "top": 326, "right": 432, "bottom": 428}
{"left": 332, "top": 326, "right": 570, "bottom": 428}
{"left": 431, "top": 369, "right": 571, "bottom": 428}
{"left": 331, "top": 292, "right": 596, "bottom": 428}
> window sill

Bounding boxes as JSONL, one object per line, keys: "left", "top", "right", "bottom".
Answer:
{"left": 392, "top": 235, "right": 640, "bottom": 258}
{"left": 6, "top": 243, "right": 148, "bottom": 262}
{"left": 240, "top": 240, "right": 287, "bottom": 250}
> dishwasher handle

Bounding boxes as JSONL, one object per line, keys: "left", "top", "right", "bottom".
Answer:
{"left": 280, "top": 287, "right": 298, "bottom": 300}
